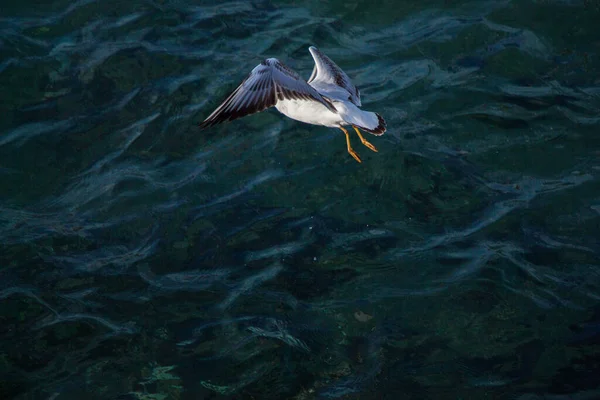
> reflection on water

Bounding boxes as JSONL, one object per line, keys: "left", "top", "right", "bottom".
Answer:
{"left": 1, "top": 0, "right": 600, "bottom": 399}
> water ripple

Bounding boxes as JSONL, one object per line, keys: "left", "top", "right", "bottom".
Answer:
{"left": 2, "top": 0, "right": 600, "bottom": 398}
{"left": 388, "top": 173, "right": 593, "bottom": 256}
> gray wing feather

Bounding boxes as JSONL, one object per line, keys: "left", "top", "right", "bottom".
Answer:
{"left": 307, "top": 46, "right": 361, "bottom": 107}
{"left": 199, "top": 58, "right": 337, "bottom": 129}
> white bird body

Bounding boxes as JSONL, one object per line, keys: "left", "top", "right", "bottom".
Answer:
{"left": 199, "top": 46, "right": 386, "bottom": 162}
{"left": 275, "top": 98, "right": 344, "bottom": 127}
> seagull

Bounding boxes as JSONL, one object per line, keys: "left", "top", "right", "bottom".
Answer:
{"left": 198, "top": 46, "right": 386, "bottom": 163}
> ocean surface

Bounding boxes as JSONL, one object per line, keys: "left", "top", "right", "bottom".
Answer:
{"left": 1, "top": 0, "right": 600, "bottom": 399}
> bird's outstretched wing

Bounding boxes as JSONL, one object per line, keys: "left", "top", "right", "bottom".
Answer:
{"left": 307, "top": 46, "right": 361, "bottom": 107}
{"left": 199, "top": 58, "right": 337, "bottom": 129}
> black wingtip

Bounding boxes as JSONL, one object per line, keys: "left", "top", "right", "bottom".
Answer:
{"left": 198, "top": 117, "right": 228, "bottom": 130}
{"left": 197, "top": 120, "right": 212, "bottom": 130}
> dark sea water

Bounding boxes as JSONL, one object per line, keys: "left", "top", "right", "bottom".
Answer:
{"left": 1, "top": 0, "right": 600, "bottom": 399}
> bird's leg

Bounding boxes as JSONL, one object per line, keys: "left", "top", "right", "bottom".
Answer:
{"left": 352, "top": 125, "right": 378, "bottom": 153}
{"left": 339, "top": 126, "right": 361, "bottom": 163}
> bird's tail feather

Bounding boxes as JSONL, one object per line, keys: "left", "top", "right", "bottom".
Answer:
{"left": 354, "top": 112, "right": 386, "bottom": 136}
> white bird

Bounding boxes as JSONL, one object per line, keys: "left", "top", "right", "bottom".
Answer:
{"left": 198, "top": 46, "right": 386, "bottom": 163}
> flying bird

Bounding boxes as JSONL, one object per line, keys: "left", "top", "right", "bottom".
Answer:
{"left": 198, "top": 46, "right": 386, "bottom": 163}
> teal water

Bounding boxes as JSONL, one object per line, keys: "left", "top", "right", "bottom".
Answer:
{"left": 1, "top": 0, "right": 600, "bottom": 398}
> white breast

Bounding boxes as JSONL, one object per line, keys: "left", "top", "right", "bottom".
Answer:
{"left": 275, "top": 99, "right": 344, "bottom": 127}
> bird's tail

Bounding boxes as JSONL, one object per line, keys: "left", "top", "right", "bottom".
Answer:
{"left": 354, "top": 112, "right": 386, "bottom": 135}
